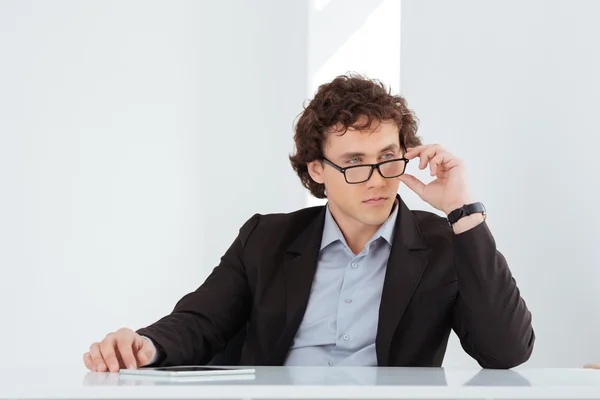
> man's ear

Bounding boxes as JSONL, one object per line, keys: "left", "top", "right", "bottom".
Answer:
{"left": 307, "top": 160, "right": 325, "bottom": 184}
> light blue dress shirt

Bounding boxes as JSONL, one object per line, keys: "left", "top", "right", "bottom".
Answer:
{"left": 283, "top": 203, "right": 398, "bottom": 366}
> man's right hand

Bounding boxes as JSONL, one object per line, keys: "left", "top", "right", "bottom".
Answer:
{"left": 83, "top": 328, "right": 156, "bottom": 372}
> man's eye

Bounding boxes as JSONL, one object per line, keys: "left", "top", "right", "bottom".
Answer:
{"left": 381, "top": 153, "right": 395, "bottom": 160}
{"left": 347, "top": 158, "right": 360, "bottom": 164}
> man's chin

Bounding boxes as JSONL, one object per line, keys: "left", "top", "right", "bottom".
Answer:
{"left": 357, "top": 207, "right": 392, "bottom": 226}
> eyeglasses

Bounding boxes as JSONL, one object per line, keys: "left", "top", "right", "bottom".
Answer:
{"left": 322, "top": 157, "right": 409, "bottom": 184}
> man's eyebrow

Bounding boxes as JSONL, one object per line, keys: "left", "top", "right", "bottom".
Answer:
{"left": 339, "top": 151, "right": 366, "bottom": 159}
{"left": 379, "top": 144, "right": 399, "bottom": 153}
{"left": 339, "top": 144, "right": 399, "bottom": 160}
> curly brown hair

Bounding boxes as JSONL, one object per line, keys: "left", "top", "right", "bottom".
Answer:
{"left": 289, "top": 73, "right": 422, "bottom": 199}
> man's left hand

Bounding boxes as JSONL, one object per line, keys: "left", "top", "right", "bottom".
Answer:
{"left": 398, "top": 144, "right": 472, "bottom": 215}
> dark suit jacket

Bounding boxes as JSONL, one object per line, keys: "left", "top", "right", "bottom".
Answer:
{"left": 137, "top": 196, "right": 534, "bottom": 368}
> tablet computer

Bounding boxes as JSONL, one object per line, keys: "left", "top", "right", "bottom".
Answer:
{"left": 119, "top": 366, "right": 256, "bottom": 377}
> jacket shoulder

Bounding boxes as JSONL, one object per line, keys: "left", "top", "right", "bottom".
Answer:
{"left": 255, "top": 206, "right": 324, "bottom": 227}
{"left": 239, "top": 206, "right": 324, "bottom": 248}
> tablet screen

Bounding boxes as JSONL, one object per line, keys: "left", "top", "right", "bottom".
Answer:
{"left": 150, "top": 366, "right": 242, "bottom": 372}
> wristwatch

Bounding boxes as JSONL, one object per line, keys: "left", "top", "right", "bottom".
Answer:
{"left": 447, "top": 202, "right": 486, "bottom": 225}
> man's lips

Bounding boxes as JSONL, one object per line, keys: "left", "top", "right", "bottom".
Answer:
{"left": 363, "top": 197, "right": 387, "bottom": 204}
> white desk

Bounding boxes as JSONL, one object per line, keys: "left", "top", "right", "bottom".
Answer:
{"left": 2, "top": 366, "right": 600, "bottom": 399}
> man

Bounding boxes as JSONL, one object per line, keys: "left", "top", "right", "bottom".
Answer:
{"left": 84, "top": 74, "right": 534, "bottom": 372}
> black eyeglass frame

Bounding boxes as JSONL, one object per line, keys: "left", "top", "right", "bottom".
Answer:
{"left": 322, "top": 157, "right": 409, "bottom": 184}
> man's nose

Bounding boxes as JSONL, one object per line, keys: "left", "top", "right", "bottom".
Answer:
{"left": 366, "top": 166, "right": 386, "bottom": 188}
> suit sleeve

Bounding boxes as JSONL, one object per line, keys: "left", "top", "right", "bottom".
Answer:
{"left": 451, "top": 221, "right": 535, "bottom": 369}
{"left": 136, "top": 214, "right": 259, "bottom": 366}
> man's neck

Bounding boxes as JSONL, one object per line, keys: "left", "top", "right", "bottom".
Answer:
{"left": 327, "top": 204, "right": 390, "bottom": 255}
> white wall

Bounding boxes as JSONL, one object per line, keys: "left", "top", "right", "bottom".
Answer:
{"left": 6, "top": 0, "right": 596, "bottom": 371}
{"left": 0, "top": 0, "right": 307, "bottom": 368}
{"left": 401, "top": 0, "right": 600, "bottom": 368}
{"left": 307, "top": 0, "right": 402, "bottom": 207}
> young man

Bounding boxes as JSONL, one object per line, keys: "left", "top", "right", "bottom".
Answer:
{"left": 84, "top": 74, "right": 534, "bottom": 372}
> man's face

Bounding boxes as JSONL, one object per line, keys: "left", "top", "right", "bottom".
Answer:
{"left": 308, "top": 119, "right": 403, "bottom": 228}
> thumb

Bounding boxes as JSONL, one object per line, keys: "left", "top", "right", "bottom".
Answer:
{"left": 398, "top": 174, "right": 426, "bottom": 198}
{"left": 135, "top": 336, "right": 157, "bottom": 367}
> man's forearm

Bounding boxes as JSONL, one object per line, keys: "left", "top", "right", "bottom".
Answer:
{"left": 452, "top": 222, "right": 535, "bottom": 368}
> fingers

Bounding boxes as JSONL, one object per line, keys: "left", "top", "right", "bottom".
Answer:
{"left": 405, "top": 145, "right": 439, "bottom": 171}
{"left": 100, "top": 334, "right": 121, "bottom": 373}
{"left": 85, "top": 329, "right": 153, "bottom": 373}
{"left": 117, "top": 336, "right": 137, "bottom": 370}
{"left": 137, "top": 350, "right": 149, "bottom": 368}
{"left": 429, "top": 153, "right": 444, "bottom": 176}
{"left": 89, "top": 342, "right": 108, "bottom": 372}
{"left": 404, "top": 145, "right": 433, "bottom": 161}
{"left": 406, "top": 145, "right": 460, "bottom": 177}
{"left": 584, "top": 363, "right": 600, "bottom": 369}
{"left": 405, "top": 145, "right": 435, "bottom": 168}
{"left": 398, "top": 174, "right": 426, "bottom": 198}
{"left": 429, "top": 153, "right": 458, "bottom": 176}
{"left": 83, "top": 352, "right": 95, "bottom": 371}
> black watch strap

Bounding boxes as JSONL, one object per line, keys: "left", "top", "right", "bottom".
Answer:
{"left": 447, "top": 202, "right": 486, "bottom": 225}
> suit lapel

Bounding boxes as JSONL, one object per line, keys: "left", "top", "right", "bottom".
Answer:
{"left": 269, "top": 208, "right": 325, "bottom": 365}
{"left": 376, "top": 196, "right": 430, "bottom": 366}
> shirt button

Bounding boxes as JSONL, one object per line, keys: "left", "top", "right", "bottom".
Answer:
{"left": 351, "top": 263, "right": 358, "bottom": 269}
{"left": 328, "top": 360, "right": 335, "bottom": 366}
{"left": 344, "top": 299, "right": 353, "bottom": 304}
{"left": 343, "top": 334, "right": 350, "bottom": 341}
